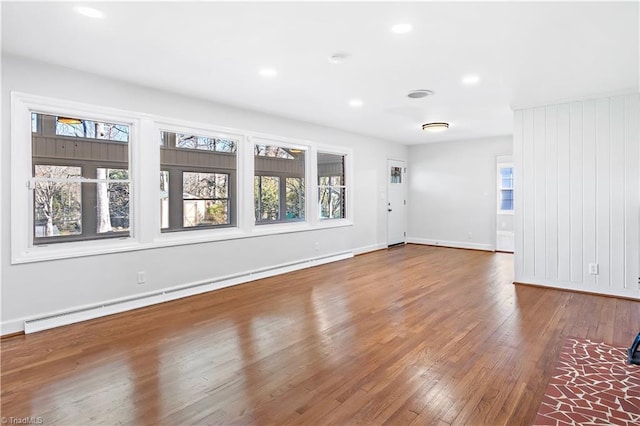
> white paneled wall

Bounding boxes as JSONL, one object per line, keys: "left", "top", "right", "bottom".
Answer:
{"left": 514, "top": 94, "right": 639, "bottom": 299}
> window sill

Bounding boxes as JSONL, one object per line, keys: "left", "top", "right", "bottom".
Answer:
{"left": 12, "top": 220, "right": 354, "bottom": 264}
{"left": 12, "top": 237, "right": 143, "bottom": 264}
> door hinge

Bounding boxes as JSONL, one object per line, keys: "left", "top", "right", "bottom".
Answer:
{"left": 404, "top": 231, "right": 406, "bottom": 237}
{"left": 404, "top": 200, "right": 406, "bottom": 205}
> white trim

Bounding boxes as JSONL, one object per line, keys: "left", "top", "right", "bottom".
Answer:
{"left": 13, "top": 251, "right": 354, "bottom": 335}
{"left": 353, "top": 243, "right": 388, "bottom": 255}
{"left": 316, "top": 147, "right": 353, "bottom": 224}
{"left": 510, "top": 89, "right": 638, "bottom": 111}
{"left": 515, "top": 277, "right": 639, "bottom": 301}
{"left": 11, "top": 92, "right": 143, "bottom": 264}
{"left": 408, "top": 238, "right": 494, "bottom": 252}
{"left": 496, "top": 160, "right": 514, "bottom": 214}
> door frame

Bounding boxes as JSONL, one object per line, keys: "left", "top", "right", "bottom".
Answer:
{"left": 387, "top": 159, "right": 406, "bottom": 246}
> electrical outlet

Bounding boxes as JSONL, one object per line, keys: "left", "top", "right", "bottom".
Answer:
{"left": 588, "top": 263, "right": 599, "bottom": 275}
{"left": 137, "top": 271, "right": 146, "bottom": 284}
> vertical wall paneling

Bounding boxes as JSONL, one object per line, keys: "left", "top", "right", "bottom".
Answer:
{"left": 513, "top": 111, "right": 524, "bottom": 280}
{"left": 523, "top": 110, "right": 536, "bottom": 277}
{"left": 557, "top": 104, "right": 571, "bottom": 282}
{"left": 609, "top": 96, "right": 625, "bottom": 291}
{"left": 569, "top": 102, "right": 583, "bottom": 283}
{"left": 545, "top": 106, "right": 559, "bottom": 280}
{"left": 624, "top": 95, "right": 640, "bottom": 289}
{"left": 595, "top": 98, "right": 611, "bottom": 288}
{"left": 582, "top": 100, "right": 597, "bottom": 287}
{"left": 514, "top": 93, "right": 639, "bottom": 299}
{"left": 534, "top": 107, "right": 547, "bottom": 277}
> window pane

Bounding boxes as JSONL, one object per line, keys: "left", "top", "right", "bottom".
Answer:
{"left": 34, "top": 165, "right": 82, "bottom": 239}
{"left": 254, "top": 145, "right": 295, "bottom": 159}
{"left": 56, "top": 116, "right": 129, "bottom": 142}
{"left": 182, "top": 172, "right": 230, "bottom": 227}
{"left": 318, "top": 153, "right": 346, "bottom": 220}
{"left": 183, "top": 199, "right": 229, "bottom": 227}
{"left": 254, "top": 144, "right": 305, "bottom": 223}
{"left": 500, "top": 167, "right": 513, "bottom": 189}
{"left": 160, "top": 171, "right": 169, "bottom": 229}
{"left": 286, "top": 177, "right": 305, "bottom": 220}
{"left": 161, "top": 132, "right": 237, "bottom": 153}
{"left": 161, "top": 130, "right": 237, "bottom": 231}
{"left": 31, "top": 112, "right": 38, "bottom": 133}
{"left": 96, "top": 168, "right": 129, "bottom": 234}
{"left": 319, "top": 187, "right": 346, "bottom": 219}
{"left": 391, "top": 166, "right": 402, "bottom": 183}
{"left": 500, "top": 189, "right": 514, "bottom": 211}
{"left": 254, "top": 176, "right": 280, "bottom": 222}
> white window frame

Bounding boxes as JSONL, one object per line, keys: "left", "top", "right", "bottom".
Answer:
{"left": 249, "top": 135, "right": 312, "bottom": 234}
{"left": 497, "top": 161, "right": 514, "bottom": 215}
{"left": 154, "top": 120, "right": 244, "bottom": 242}
{"left": 11, "top": 92, "right": 143, "bottom": 264}
{"left": 11, "top": 93, "right": 354, "bottom": 264}
{"left": 317, "top": 150, "right": 351, "bottom": 223}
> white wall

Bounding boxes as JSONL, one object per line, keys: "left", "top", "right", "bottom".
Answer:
{"left": 407, "top": 136, "right": 513, "bottom": 251}
{"left": 1, "top": 54, "right": 407, "bottom": 333}
{"left": 514, "top": 93, "right": 639, "bottom": 299}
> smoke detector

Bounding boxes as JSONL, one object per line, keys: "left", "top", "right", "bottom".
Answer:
{"left": 407, "top": 89, "right": 433, "bottom": 99}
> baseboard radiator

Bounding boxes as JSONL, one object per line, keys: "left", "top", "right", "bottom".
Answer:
{"left": 24, "top": 251, "right": 353, "bottom": 334}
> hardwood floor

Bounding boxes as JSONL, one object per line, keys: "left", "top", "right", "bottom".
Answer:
{"left": 1, "top": 245, "right": 638, "bottom": 425}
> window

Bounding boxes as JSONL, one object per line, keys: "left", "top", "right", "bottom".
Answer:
{"left": 498, "top": 166, "right": 514, "bottom": 212}
{"left": 318, "top": 153, "right": 346, "bottom": 219}
{"left": 13, "top": 93, "right": 353, "bottom": 264}
{"left": 31, "top": 113, "right": 130, "bottom": 244}
{"left": 254, "top": 144, "right": 305, "bottom": 223}
{"left": 160, "top": 130, "right": 237, "bottom": 231}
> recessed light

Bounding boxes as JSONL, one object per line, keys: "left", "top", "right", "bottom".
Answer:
{"left": 462, "top": 75, "right": 480, "bottom": 85}
{"left": 76, "top": 6, "right": 103, "bottom": 19}
{"left": 328, "top": 54, "right": 348, "bottom": 64}
{"left": 391, "top": 23, "right": 413, "bottom": 34}
{"left": 259, "top": 68, "right": 278, "bottom": 78}
{"left": 422, "top": 122, "right": 449, "bottom": 133}
{"left": 349, "top": 99, "right": 363, "bottom": 108}
{"left": 407, "top": 89, "right": 433, "bottom": 99}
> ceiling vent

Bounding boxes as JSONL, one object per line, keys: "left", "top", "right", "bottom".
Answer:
{"left": 407, "top": 89, "right": 433, "bottom": 99}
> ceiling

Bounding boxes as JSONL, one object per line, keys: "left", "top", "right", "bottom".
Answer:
{"left": 2, "top": 1, "right": 638, "bottom": 145}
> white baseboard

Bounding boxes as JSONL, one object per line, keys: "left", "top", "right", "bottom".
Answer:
{"left": 515, "top": 277, "right": 640, "bottom": 300}
{"left": 3, "top": 251, "right": 353, "bottom": 336}
{"left": 407, "top": 238, "right": 493, "bottom": 252}
{"left": 353, "top": 243, "right": 388, "bottom": 255}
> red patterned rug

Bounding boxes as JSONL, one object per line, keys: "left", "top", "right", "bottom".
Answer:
{"left": 534, "top": 338, "right": 640, "bottom": 425}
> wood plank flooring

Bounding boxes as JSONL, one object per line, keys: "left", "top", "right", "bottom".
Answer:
{"left": 2, "top": 245, "right": 639, "bottom": 425}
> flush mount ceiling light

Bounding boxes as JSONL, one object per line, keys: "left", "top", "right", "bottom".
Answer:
{"left": 407, "top": 89, "right": 433, "bottom": 99}
{"left": 259, "top": 68, "right": 278, "bottom": 78}
{"left": 76, "top": 6, "right": 103, "bottom": 18}
{"left": 349, "top": 99, "right": 364, "bottom": 108}
{"left": 391, "top": 23, "right": 413, "bottom": 34}
{"left": 422, "top": 122, "right": 449, "bottom": 133}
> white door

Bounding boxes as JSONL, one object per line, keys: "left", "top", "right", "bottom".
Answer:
{"left": 496, "top": 156, "right": 514, "bottom": 252}
{"left": 387, "top": 159, "right": 406, "bottom": 246}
